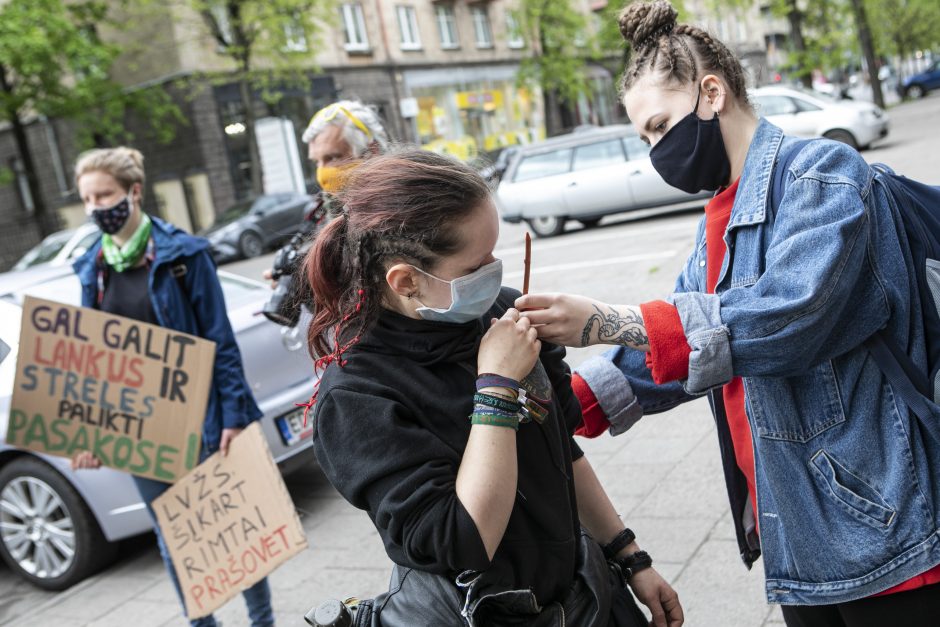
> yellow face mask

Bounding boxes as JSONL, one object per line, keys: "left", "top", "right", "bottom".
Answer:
{"left": 316, "top": 162, "right": 359, "bottom": 193}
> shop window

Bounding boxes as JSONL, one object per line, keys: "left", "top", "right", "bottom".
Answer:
{"left": 436, "top": 4, "right": 459, "bottom": 49}
{"left": 572, "top": 140, "right": 626, "bottom": 171}
{"left": 506, "top": 12, "right": 524, "bottom": 49}
{"left": 471, "top": 5, "right": 493, "bottom": 48}
{"left": 341, "top": 2, "right": 370, "bottom": 52}
{"left": 514, "top": 149, "right": 573, "bottom": 183}
{"left": 397, "top": 5, "right": 421, "bottom": 50}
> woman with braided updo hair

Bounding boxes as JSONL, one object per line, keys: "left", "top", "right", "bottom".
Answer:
{"left": 305, "top": 148, "right": 682, "bottom": 626}
{"left": 516, "top": 1, "right": 940, "bottom": 626}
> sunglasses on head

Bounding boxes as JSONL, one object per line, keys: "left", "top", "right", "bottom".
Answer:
{"left": 311, "top": 104, "right": 372, "bottom": 138}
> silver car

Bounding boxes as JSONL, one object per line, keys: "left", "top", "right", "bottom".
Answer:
{"left": 751, "top": 85, "right": 889, "bottom": 150}
{"left": 12, "top": 223, "right": 101, "bottom": 272}
{"left": 0, "top": 266, "right": 317, "bottom": 590}
{"left": 495, "top": 125, "right": 710, "bottom": 237}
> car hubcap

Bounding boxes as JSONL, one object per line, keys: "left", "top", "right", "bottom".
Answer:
{"left": 532, "top": 216, "right": 558, "bottom": 232}
{"left": 1, "top": 477, "right": 75, "bottom": 579}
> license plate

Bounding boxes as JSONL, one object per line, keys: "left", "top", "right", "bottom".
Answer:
{"left": 275, "top": 407, "right": 313, "bottom": 446}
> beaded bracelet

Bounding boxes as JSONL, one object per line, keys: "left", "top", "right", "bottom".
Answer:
{"left": 476, "top": 374, "right": 521, "bottom": 392}
{"left": 470, "top": 412, "right": 519, "bottom": 430}
{"left": 473, "top": 392, "right": 521, "bottom": 413}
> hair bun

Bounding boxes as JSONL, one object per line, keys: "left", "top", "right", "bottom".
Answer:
{"left": 619, "top": 0, "right": 678, "bottom": 49}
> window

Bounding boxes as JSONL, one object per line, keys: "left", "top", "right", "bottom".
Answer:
{"left": 572, "top": 140, "right": 625, "bottom": 171}
{"left": 622, "top": 136, "right": 651, "bottom": 161}
{"left": 506, "top": 12, "right": 524, "bottom": 49}
{"left": 513, "top": 149, "right": 573, "bottom": 182}
{"left": 341, "top": 3, "right": 370, "bottom": 51}
{"left": 792, "top": 97, "right": 822, "bottom": 112}
{"left": 436, "top": 5, "right": 459, "bottom": 49}
{"left": 471, "top": 5, "right": 493, "bottom": 48}
{"left": 396, "top": 5, "right": 421, "bottom": 50}
{"left": 754, "top": 95, "right": 798, "bottom": 116}
{"left": 283, "top": 22, "right": 307, "bottom": 52}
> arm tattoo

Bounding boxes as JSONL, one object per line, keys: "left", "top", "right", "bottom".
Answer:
{"left": 580, "top": 305, "right": 649, "bottom": 348}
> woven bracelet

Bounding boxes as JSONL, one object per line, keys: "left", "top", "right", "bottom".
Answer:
{"left": 470, "top": 412, "right": 519, "bottom": 430}
{"left": 476, "top": 373, "right": 521, "bottom": 392}
{"left": 602, "top": 528, "right": 636, "bottom": 560}
{"left": 473, "top": 392, "right": 521, "bottom": 413}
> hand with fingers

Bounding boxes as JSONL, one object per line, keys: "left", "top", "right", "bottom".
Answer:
{"left": 478, "top": 308, "right": 542, "bottom": 381}
{"left": 629, "top": 568, "right": 684, "bottom": 627}
{"left": 515, "top": 293, "right": 649, "bottom": 351}
{"left": 71, "top": 451, "right": 102, "bottom": 470}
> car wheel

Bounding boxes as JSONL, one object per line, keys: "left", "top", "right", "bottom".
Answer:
{"left": 526, "top": 216, "right": 566, "bottom": 238}
{"left": 239, "top": 232, "right": 264, "bottom": 259}
{"left": 906, "top": 84, "right": 925, "bottom": 99}
{"left": 0, "top": 457, "right": 116, "bottom": 590}
{"left": 579, "top": 218, "right": 602, "bottom": 229}
{"left": 823, "top": 129, "right": 859, "bottom": 151}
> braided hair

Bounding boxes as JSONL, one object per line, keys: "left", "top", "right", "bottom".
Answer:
{"left": 618, "top": 0, "right": 750, "bottom": 106}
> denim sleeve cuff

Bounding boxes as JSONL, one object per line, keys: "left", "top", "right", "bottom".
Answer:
{"left": 671, "top": 292, "right": 733, "bottom": 395}
{"left": 575, "top": 354, "right": 643, "bottom": 436}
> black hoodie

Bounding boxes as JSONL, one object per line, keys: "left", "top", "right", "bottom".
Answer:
{"left": 312, "top": 288, "right": 586, "bottom": 605}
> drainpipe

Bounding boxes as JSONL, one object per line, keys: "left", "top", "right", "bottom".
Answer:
{"left": 40, "top": 115, "right": 69, "bottom": 196}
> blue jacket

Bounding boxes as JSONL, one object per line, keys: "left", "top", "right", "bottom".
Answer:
{"left": 73, "top": 217, "right": 262, "bottom": 454}
{"left": 576, "top": 120, "right": 940, "bottom": 605}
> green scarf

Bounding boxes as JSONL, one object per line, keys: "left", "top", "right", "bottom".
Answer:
{"left": 101, "top": 213, "right": 152, "bottom": 272}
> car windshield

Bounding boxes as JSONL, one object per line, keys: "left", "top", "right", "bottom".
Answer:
{"left": 213, "top": 200, "right": 255, "bottom": 226}
{"left": 13, "top": 231, "right": 74, "bottom": 270}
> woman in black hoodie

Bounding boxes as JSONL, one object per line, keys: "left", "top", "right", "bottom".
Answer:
{"left": 305, "top": 149, "right": 682, "bottom": 627}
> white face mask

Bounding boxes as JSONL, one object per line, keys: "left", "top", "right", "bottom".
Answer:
{"left": 413, "top": 259, "right": 503, "bottom": 323}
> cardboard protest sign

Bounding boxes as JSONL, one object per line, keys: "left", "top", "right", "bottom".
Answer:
{"left": 154, "top": 422, "right": 308, "bottom": 618}
{"left": 6, "top": 296, "right": 214, "bottom": 482}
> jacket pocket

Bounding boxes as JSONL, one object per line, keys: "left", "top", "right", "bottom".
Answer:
{"left": 810, "top": 449, "right": 897, "bottom": 529}
{"left": 749, "top": 360, "right": 846, "bottom": 442}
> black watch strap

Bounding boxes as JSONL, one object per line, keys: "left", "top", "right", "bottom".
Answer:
{"left": 615, "top": 550, "right": 653, "bottom": 581}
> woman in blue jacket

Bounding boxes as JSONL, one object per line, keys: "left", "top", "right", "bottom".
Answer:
{"left": 516, "top": 2, "right": 940, "bottom": 626}
{"left": 70, "top": 147, "right": 273, "bottom": 627}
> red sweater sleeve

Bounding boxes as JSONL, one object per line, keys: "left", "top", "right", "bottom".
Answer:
{"left": 640, "top": 300, "right": 692, "bottom": 385}
{"left": 572, "top": 373, "right": 610, "bottom": 438}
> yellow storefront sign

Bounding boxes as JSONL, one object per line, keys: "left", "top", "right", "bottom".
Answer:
{"left": 455, "top": 90, "right": 504, "bottom": 110}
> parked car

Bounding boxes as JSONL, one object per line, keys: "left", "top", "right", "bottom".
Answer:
{"left": 0, "top": 265, "right": 317, "bottom": 590}
{"left": 200, "top": 193, "right": 315, "bottom": 263}
{"left": 12, "top": 223, "right": 101, "bottom": 272}
{"left": 495, "top": 125, "right": 710, "bottom": 237}
{"left": 751, "top": 85, "right": 889, "bottom": 150}
{"left": 898, "top": 60, "right": 940, "bottom": 99}
{"left": 477, "top": 145, "right": 522, "bottom": 187}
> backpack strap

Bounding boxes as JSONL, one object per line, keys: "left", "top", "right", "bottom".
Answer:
{"left": 771, "top": 138, "right": 940, "bottom": 445}
{"left": 769, "top": 138, "right": 812, "bottom": 216}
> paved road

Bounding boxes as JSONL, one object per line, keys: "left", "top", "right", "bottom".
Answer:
{"left": 3, "top": 93, "right": 939, "bottom": 627}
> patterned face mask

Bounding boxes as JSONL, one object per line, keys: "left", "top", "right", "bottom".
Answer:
{"left": 91, "top": 195, "right": 132, "bottom": 235}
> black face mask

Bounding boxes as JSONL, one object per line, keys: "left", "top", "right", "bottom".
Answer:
{"left": 649, "top": 89, "right": 731, "bottom": 194}
{"left": 91, "top": 195, "right": 131, "bottom": 235}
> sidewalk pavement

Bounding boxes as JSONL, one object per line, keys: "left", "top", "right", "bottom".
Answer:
{"left": 9, "top": 395, "right": 785, "bottom": 627}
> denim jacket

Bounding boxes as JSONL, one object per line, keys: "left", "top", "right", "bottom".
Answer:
{"left": 73, "top": 217, "right": 262, "bottom": 454}
{"left": 576, "top": 119, "right": 940, "bottom": 605}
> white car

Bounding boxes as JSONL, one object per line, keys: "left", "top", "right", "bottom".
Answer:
{"left": 495, "top": 125, "right": 710, "bottom": 237}
{"left": 751, "top": 85, "right": 889, "bottom": 150}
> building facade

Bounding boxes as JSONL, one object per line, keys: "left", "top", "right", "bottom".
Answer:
{"left": 0, "top": 1, "right": 641, "bottom": 269}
